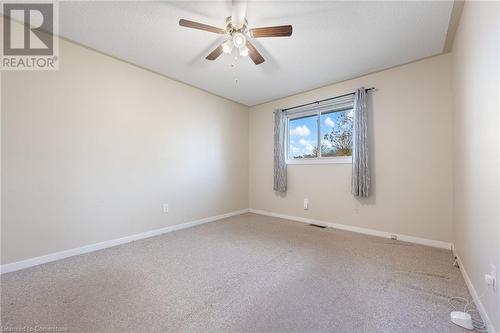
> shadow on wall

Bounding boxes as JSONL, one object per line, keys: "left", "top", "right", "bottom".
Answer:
{"left": 275, "top": 191, "right": 287, "bottom": 199}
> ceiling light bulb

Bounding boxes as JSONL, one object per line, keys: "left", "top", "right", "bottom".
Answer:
{"left": 222, "top": 40, "right": 233, "bottom": 54}
{"left": 232, "top": 33, "right": 246, "bottom": 49}
{"left": 239, "top": 46, "right": 249, "bottom": 57}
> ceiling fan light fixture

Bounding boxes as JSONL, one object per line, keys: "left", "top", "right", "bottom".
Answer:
{"left": 232, "top": 33, "right": 246, "bottom": 49}
{"left": 222, "top": 40, "right": 234, "bottom": 54}
{"left": 239, "top": 45, "right": 249, "bottom": 57}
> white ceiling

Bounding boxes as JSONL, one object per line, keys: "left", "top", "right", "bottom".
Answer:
{"left": 58, "top": 1, "right": 454, "bottom": 106}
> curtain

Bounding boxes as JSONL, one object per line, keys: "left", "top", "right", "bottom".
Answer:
{"left": 273, "top": 109, "right": 287, "bottom": 192}
{"left": 352, "top": 88, "right": 370, "bottom": 197}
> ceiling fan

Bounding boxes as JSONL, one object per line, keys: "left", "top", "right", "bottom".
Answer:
{"left": 178, "top": 0, "right": 292, "bottom": 65}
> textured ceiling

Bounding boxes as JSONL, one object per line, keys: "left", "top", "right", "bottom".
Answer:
{"left": 58, "top": 1, "right": 454, "bottom": 106}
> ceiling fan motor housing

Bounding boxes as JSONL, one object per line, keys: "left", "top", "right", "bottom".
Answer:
{"left": 225, "top": 16, "right": 248, "bottom": 35}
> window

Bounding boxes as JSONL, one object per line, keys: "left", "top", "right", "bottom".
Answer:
{"left": 286, "top": 99, "right": 354, "bottom": 164}
{"left": 288, "top": 114, "right": 318, "bottom": 159}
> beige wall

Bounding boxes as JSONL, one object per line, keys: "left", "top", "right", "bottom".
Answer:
{"left": 249, "top": 54, "right": 454, "bottom": 243}
{"left": 1, "top": 37, "right": 249, "bottom": 264}
{"left": 451, "top": 1, "right": 500, "bottom": 330}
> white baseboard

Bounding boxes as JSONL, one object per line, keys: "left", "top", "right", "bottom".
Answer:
{"left": 248, "top": 208, "right": 452, "bottom": 250}
{"left": 0, "top": 209, "right": 250, "bottom": 274}
{"left": 452, "top": 245, "right": 496, "bottom": 333}
{"left": 0, "top": 208, "right": 453, "bottom": 274}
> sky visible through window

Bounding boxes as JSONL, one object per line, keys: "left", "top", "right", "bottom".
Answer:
{"left": 289, "top": 114, "right": 318, "bottom": 158}
{"left": 289, "top": 109, "right": 353, "bottom": 159}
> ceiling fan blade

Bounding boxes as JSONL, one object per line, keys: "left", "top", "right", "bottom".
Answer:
{"left": 246, "top": 41, "right": 265, "bottom": 65}
{"left": 179, "top": 19, "right": 226, "bottom": 34}
{"left": 231, "top": 0, "right": 247, "bottom": 29}
{"left": 249, "top": 25, "right": 293, "bottom": 38}
{"left": 205, "top": 44, "right": 224, "bottom": 61}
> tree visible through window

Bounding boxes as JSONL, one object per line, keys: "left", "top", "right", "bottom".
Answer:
{"left": 320, "top": 109, "right": 354, "bottom": 157}
{"left": 288, "top": 108, "right": 353, "bottom": 161}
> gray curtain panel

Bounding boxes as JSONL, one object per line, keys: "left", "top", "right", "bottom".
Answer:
{"left": 352, "top": 88, "right": 370, "bottom": 197}
{"left": 273, "top": 109, "right": 287, "bottom": 192}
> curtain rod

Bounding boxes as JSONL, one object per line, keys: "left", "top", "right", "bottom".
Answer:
{"left": 282, "top": 87, "right": 375, "bottom": 112}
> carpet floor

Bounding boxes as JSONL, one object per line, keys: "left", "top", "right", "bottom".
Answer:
{"left": 1, "top": 213, "right": 477, "bottom": 332}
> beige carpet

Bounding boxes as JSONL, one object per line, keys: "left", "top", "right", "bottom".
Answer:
{"left": 1, "top": 213, "right": 477, "bottom": 332}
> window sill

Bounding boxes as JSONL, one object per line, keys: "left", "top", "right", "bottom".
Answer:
{"left": 286, "top": 157, "right": 352, "bottom": 165}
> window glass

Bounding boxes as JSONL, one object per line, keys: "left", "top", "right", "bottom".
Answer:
{"left": 288, "top": 114, "right": 318, "bottom": 159}
{"left": 320, "top": 109, "right": 354, "bottom": 157}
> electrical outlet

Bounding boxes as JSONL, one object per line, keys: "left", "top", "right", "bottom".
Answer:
{"left": 162, "top": 203, "right": 169, "bottom": 213}
{"left": 485, "top": 264, "right": 497, "bottom": 291}
{"left": 484, "top": 264, "right": 498, "bottom": 291}
{"left": 303, "top": 198, "right": 309, "bottom": 210}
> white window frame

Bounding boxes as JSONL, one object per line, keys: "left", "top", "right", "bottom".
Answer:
{"left": 285, "top": 100, "right": 354, "bottom": 165}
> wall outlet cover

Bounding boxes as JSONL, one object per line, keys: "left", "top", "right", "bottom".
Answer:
{"left": 490, "top": 264, "right": 497, "bottom": 291}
